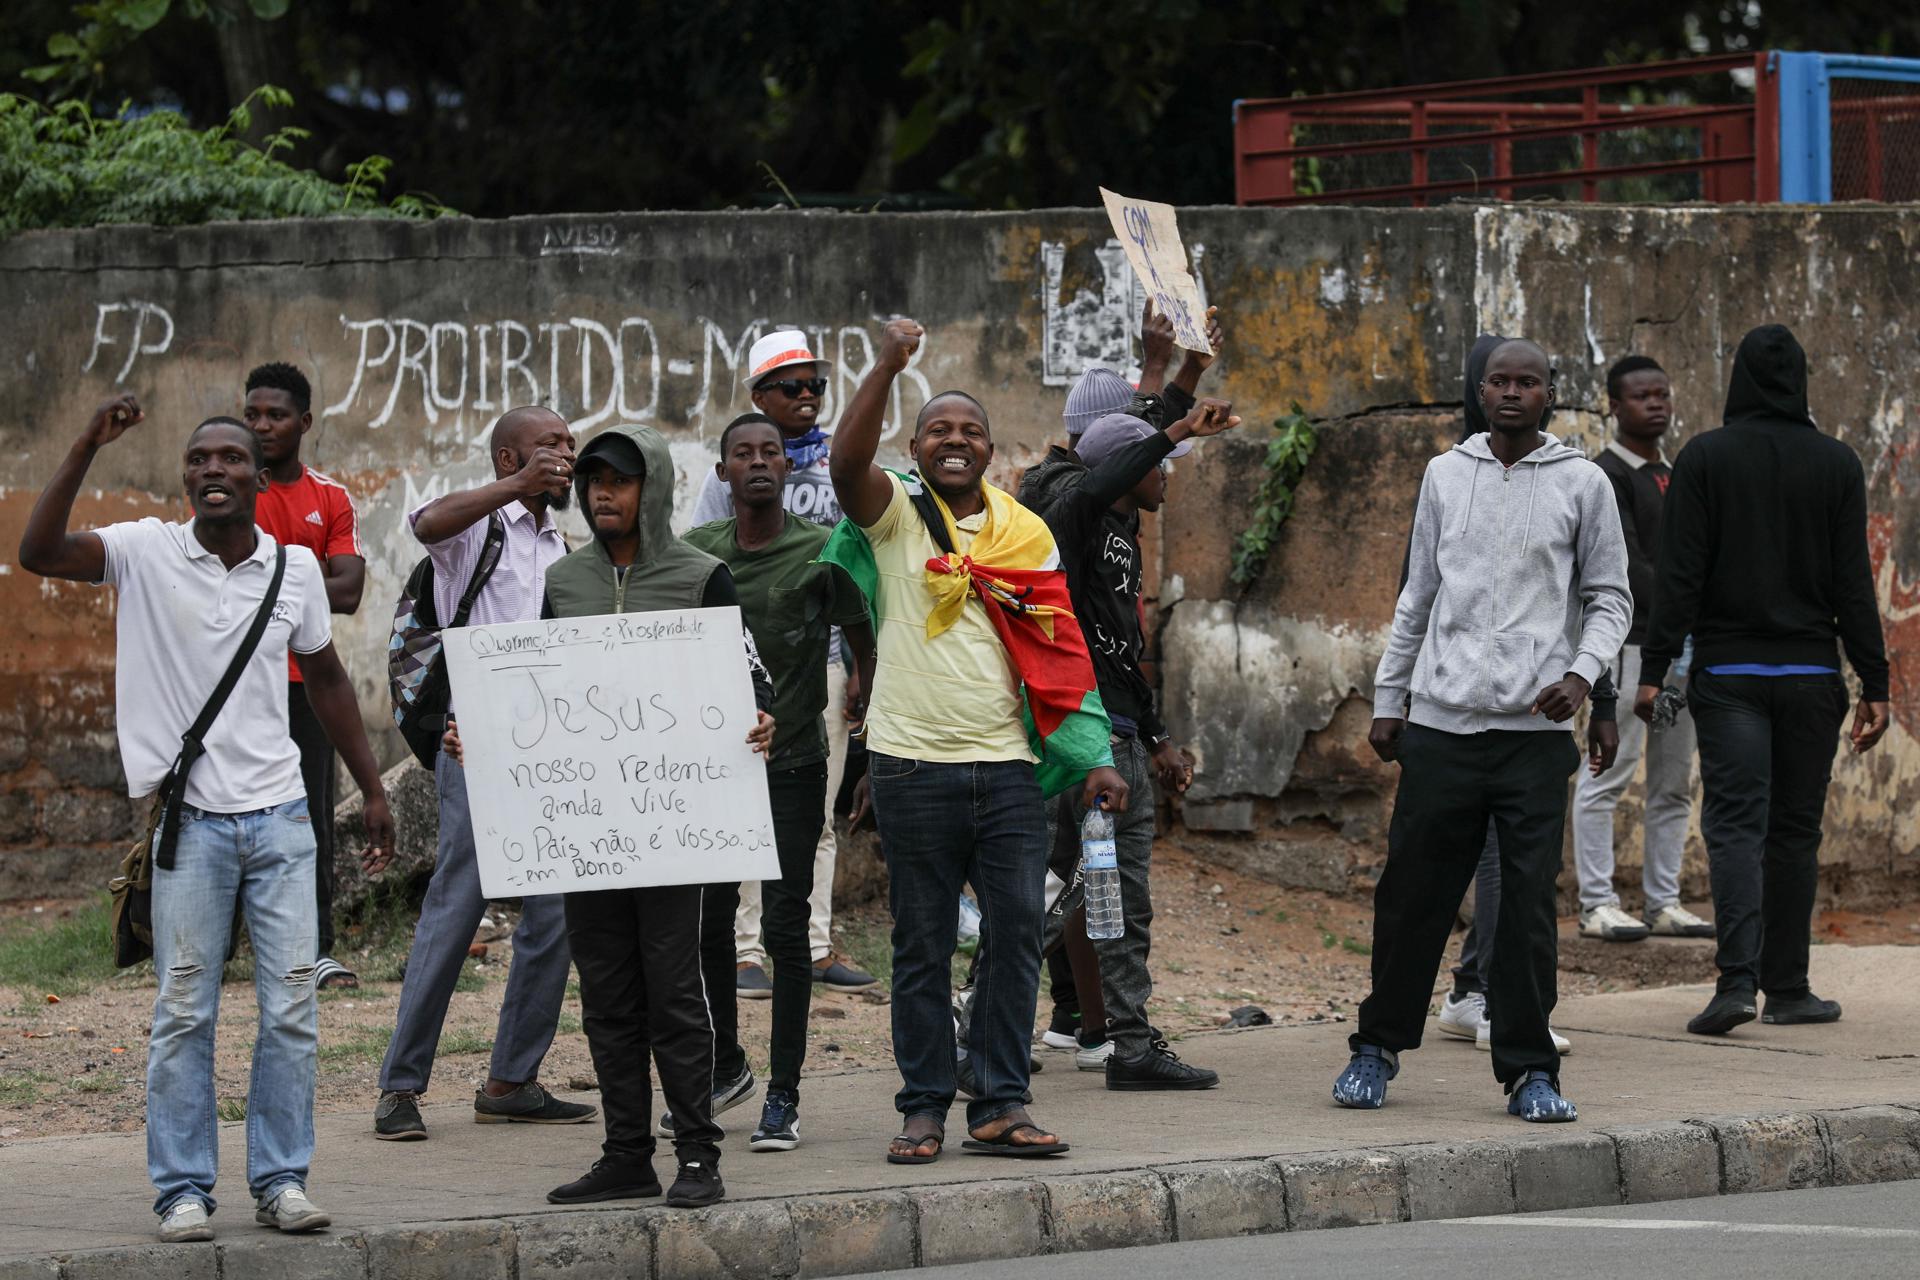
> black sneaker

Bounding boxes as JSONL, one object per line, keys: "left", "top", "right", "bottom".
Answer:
{"left": 1105, "top": 1040, "right": 1220, "bottom": 1091}
{"left": 546, "top": 1157, "right": 662, "bottom": 1204}
{"left": 748, "top": 1089, "right": 799, "bottom": 1152}
{"left": 374, "top": 1090, "right": 427, "bottom": 1140}
{"left": 473, "top": 1081, "right": 598, "bottom": 1125}
{"left": 1763, "top": 992, "right": 1843, "bottom": 1025}
{"left": 660, "top": 1065, "right": 756, "bottom": 1136}
{"left": 665, "top": 1158, "right": 725, "bottom": 1208}
{"left": 1687, "top": 989, "right": 1758, "bottom": 1036}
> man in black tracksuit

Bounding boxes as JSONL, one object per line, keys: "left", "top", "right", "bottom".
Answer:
{"left": 1038, "top": 398, "right": 1241, "bottom": 1089}
{"left": 1637, "top": 324, "right": 1891, "bottom": 1037}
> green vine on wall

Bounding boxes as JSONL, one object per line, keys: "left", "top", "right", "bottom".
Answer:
{"left": 1229, "top": 403, "right": 1317, "bottom": 590}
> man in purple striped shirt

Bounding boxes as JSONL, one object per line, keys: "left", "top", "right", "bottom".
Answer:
{"left": 373, "top": 406, "right": 599, "bottom": 1141}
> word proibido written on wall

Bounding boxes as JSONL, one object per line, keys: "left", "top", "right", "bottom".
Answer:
{"left": 444, "top": 606, "right": 778, "bottom": 897}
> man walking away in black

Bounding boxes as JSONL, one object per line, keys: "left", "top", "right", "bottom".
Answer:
{"left": 1637, "top": 323, "right": 1890, "bottom": 1037}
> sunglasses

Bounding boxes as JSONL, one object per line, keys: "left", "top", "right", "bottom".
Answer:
{"left": 760, "top": 377, "right": 828, "bottom": 398}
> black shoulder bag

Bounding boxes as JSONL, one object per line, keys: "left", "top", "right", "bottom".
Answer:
{"left": 111, "top": 545, "right": 288, "bottom": 968}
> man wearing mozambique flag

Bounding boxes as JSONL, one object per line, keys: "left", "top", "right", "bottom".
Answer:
{"left": 826, "top": 318, "right": 1129, "bottom": 1164}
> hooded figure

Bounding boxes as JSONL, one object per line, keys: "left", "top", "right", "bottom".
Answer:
{"left": 544, "top": 425, "right": 724, "bottom": 615}
{"left": 537, "top": 421, "right": 773, "bottom": 1212}
{"left": 1638, "top": 323, "right": 1889, "bottom": 1037}
{"left": 1641, "top": 324, "right": 1885, "bottom": 690}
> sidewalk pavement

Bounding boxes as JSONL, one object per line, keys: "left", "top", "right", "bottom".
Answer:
{"left": 1, "top": 945, "right": 1915, "bottom": 1278}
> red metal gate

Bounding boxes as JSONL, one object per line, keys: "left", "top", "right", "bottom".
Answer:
{"left": 1234, "top": 54, "right": 1773, "bottom": 208}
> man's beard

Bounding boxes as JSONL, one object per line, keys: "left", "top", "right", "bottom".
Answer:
{"left": 549, "top": 484, "right": 572, "bottom": 511}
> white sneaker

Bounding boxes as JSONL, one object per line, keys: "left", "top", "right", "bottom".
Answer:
{"left": 159, "top": 1198, "right": 214, "bottom": 1243}
{"left": 1041, "top": 1029, "right": 1081, "bottom": 1051}
{"left": 1074, "top": 1040, "right": 1115, "bottom": 1071}
{"left": 254, "top": 1186, "right": 331, "bottom": 1233}
{"left": 1579, "top": 903, "right": 1651, "bottom": 942}
{"left": 1437, "top": 991, "right": 1488, "bottom": 1040}
{"left": 1645, "top": 903, "right": 1716, "bottom": 938}
{"left": 1477, "top": 1023, "right": 1572, "bottom": 1055}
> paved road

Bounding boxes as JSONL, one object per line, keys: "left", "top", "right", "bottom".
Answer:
{"left": 857, "top": 1182, "right": 1920, "bottom": 1279}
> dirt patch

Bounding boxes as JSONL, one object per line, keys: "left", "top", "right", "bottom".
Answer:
{"left": 2, "top": 839, "right": 1913, "bottom": 1141}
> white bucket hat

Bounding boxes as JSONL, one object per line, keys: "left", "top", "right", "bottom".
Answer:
{"left": 742, "top": 330, "right": 833, "bottom": 388}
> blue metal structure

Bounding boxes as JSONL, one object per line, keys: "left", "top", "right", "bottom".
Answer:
{"left": 1774, "top": 52, "right": 1920, "bottom": 203}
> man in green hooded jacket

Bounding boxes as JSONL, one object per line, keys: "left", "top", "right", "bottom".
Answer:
{"left": 532, "top": 423, "right": 774, "bottom": 1209}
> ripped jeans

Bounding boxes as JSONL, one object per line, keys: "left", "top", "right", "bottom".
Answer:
{"left": 147, "top": 798, "right": 318, "bottom": 1218}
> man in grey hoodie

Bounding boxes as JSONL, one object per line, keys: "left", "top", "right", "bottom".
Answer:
{"left": 1334, "top": 339, "right": 1631, "bottom": 1123}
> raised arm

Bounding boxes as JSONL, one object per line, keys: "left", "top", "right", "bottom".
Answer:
{"left": 411, "top": 442, "right": 571, "bottom": 545}
{"left": 830, "top": 318, "right": 921, "bottom": 526}
{"left": 17, "top": 394, "right": 144, "bottom": 583}
{"left": 1169, "top": 306, "right": 1224, "bottom": 398}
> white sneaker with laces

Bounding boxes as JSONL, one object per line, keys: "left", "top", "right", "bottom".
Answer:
{"left": 1477, "top": 1022, "right": 1572, "bottom": 1055}
{"left": 159, "top": 1198, "right": 214, "bottom": 1243}
{"left": 254, "top": 1186, "right": 331, "bottom": 1233}
{"left": 1074, "top": 1040, "right": 1114, "bottom": 1071}
{"left": 1579, "top": 902, "right": 1651, "bottom": 942}
{"left": 1437, "top": 991, "right": 1488, "bottom": 1040}
{"left": 1645, "top": 903, "right": 1716, "bottom": 938}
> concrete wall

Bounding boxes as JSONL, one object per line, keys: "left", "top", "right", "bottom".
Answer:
{"left": 0, "top": 205, "right": 1914, "bottom": 906}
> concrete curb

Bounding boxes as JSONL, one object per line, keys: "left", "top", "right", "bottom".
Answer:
{"left": 11, "top": 1102, "right": 1918, "bottom": 1279}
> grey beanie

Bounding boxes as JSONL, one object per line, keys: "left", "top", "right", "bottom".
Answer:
{"left": 1062, "top": 366, "right": 1135, "bottom": 438}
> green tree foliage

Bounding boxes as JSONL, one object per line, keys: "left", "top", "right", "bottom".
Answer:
{"left": 0, "top": 84, "right": 446, "bottom": 234}
{"left": 2, "top": 0, "right": 1917, "bottom": 217}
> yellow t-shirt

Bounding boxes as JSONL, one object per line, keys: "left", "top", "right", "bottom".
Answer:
{"left": 862, "top": 474, "right": 1034, "bottom": 764}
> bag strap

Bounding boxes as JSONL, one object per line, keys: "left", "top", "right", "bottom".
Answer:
{"left": 157, "top": 543, "right": 288, "bottom": 870}
{"left": 449, "top": 512, "right": 507, "bottom": 629}
{"left": 904, "top": 471, "right": 957, "bottom": 557}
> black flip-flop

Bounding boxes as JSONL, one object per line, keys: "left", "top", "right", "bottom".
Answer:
{"left": 961, "top": 1123, "right": 1071, "bottom": 1158}
{"left": 886, "top": 1121, "right": 945, "bottom": 1165}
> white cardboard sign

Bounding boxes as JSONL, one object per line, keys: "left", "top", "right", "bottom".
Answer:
{"left": 443, "top": 606, "right": 778, "bottom": 897}
{"left": 1098, "top": 186, "right": 1212, "bottom": 354}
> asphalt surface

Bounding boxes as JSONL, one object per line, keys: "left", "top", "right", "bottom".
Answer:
{"left": 857, "top": 1182, "right": 1920, "bottom": 1279}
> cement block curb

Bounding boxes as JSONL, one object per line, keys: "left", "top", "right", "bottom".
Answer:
{"left": 21, "top": 1100, "right": 1920, "bottom": 1278}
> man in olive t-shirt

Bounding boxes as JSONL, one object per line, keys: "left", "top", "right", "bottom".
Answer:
{"left": 683, "top": 416, "right": 873, "bottom": 1152}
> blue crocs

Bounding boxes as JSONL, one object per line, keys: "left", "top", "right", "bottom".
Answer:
{"left": 1507, "top": 1070, "right": 1577, "bottom": 1123}
{"left": 1332, "top": 1045, "right": 1399, "bottom": 1109}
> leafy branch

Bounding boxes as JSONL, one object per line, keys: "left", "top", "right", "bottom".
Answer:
{"left": 1229, "top": 404, "right": 1318, "bottom": 590}
{"left": 0, "top": 84, "right": 453, "bottom": 235}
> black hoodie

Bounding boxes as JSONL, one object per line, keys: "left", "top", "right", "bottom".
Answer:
{"left": 1641, "top": 325, "right": 1888, "bottom": 699}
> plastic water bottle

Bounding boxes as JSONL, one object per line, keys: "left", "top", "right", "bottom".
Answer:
{"left": 1081, "top": 804, "right": 1123, "bottom": 940}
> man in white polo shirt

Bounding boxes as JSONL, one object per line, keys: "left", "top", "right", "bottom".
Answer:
{"left": 17, "top": 394, "right": 395, "bottom": 1245}
{"left": 690, "top": 332, "right": 879, "bottom": 1007}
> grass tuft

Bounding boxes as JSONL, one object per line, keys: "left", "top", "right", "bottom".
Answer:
{"left": 0, "top": 898, "right": 120, "bottom": 996}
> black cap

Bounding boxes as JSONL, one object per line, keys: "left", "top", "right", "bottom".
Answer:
{"left": 577, "top": 433, "right": 646, "bottom": 476}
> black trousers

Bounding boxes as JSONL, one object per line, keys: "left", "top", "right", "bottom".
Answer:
{"left": 287, "top": 682, "right": 338, "bottom": 958}
{"left": 565, "top": 884, "right": 722, "bottom": 1166}
{"left": 1688, "top": 669, "right": 1849, "bottom": 999}
{"left": 700, "top": 762, "right": 828, "bottom": 1097}
{"left": 1353, "top": 724, "right": 1579, "bottom": 1087}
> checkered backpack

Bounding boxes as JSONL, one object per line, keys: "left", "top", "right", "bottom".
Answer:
{"left": 387, "top": 513, "right": 505, "bottom": 768}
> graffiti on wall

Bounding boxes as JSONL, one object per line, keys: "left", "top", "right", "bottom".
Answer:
{"left": 1039, "top": 238, "right": 1208, "bottom": 387}
{"left": 74, "top": 302, "right": 934, "bottom": 441}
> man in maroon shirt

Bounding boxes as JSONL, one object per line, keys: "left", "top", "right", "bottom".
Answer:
{"left": 245, "top": 362, "right": 367, "bottom": 989}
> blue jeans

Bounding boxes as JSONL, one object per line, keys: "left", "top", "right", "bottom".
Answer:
{"left": 147, "top": 798, "right": 319, "bottom": 1218}
{"left": 868, "top": 753, "right": 1045, "bottom": 1128}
